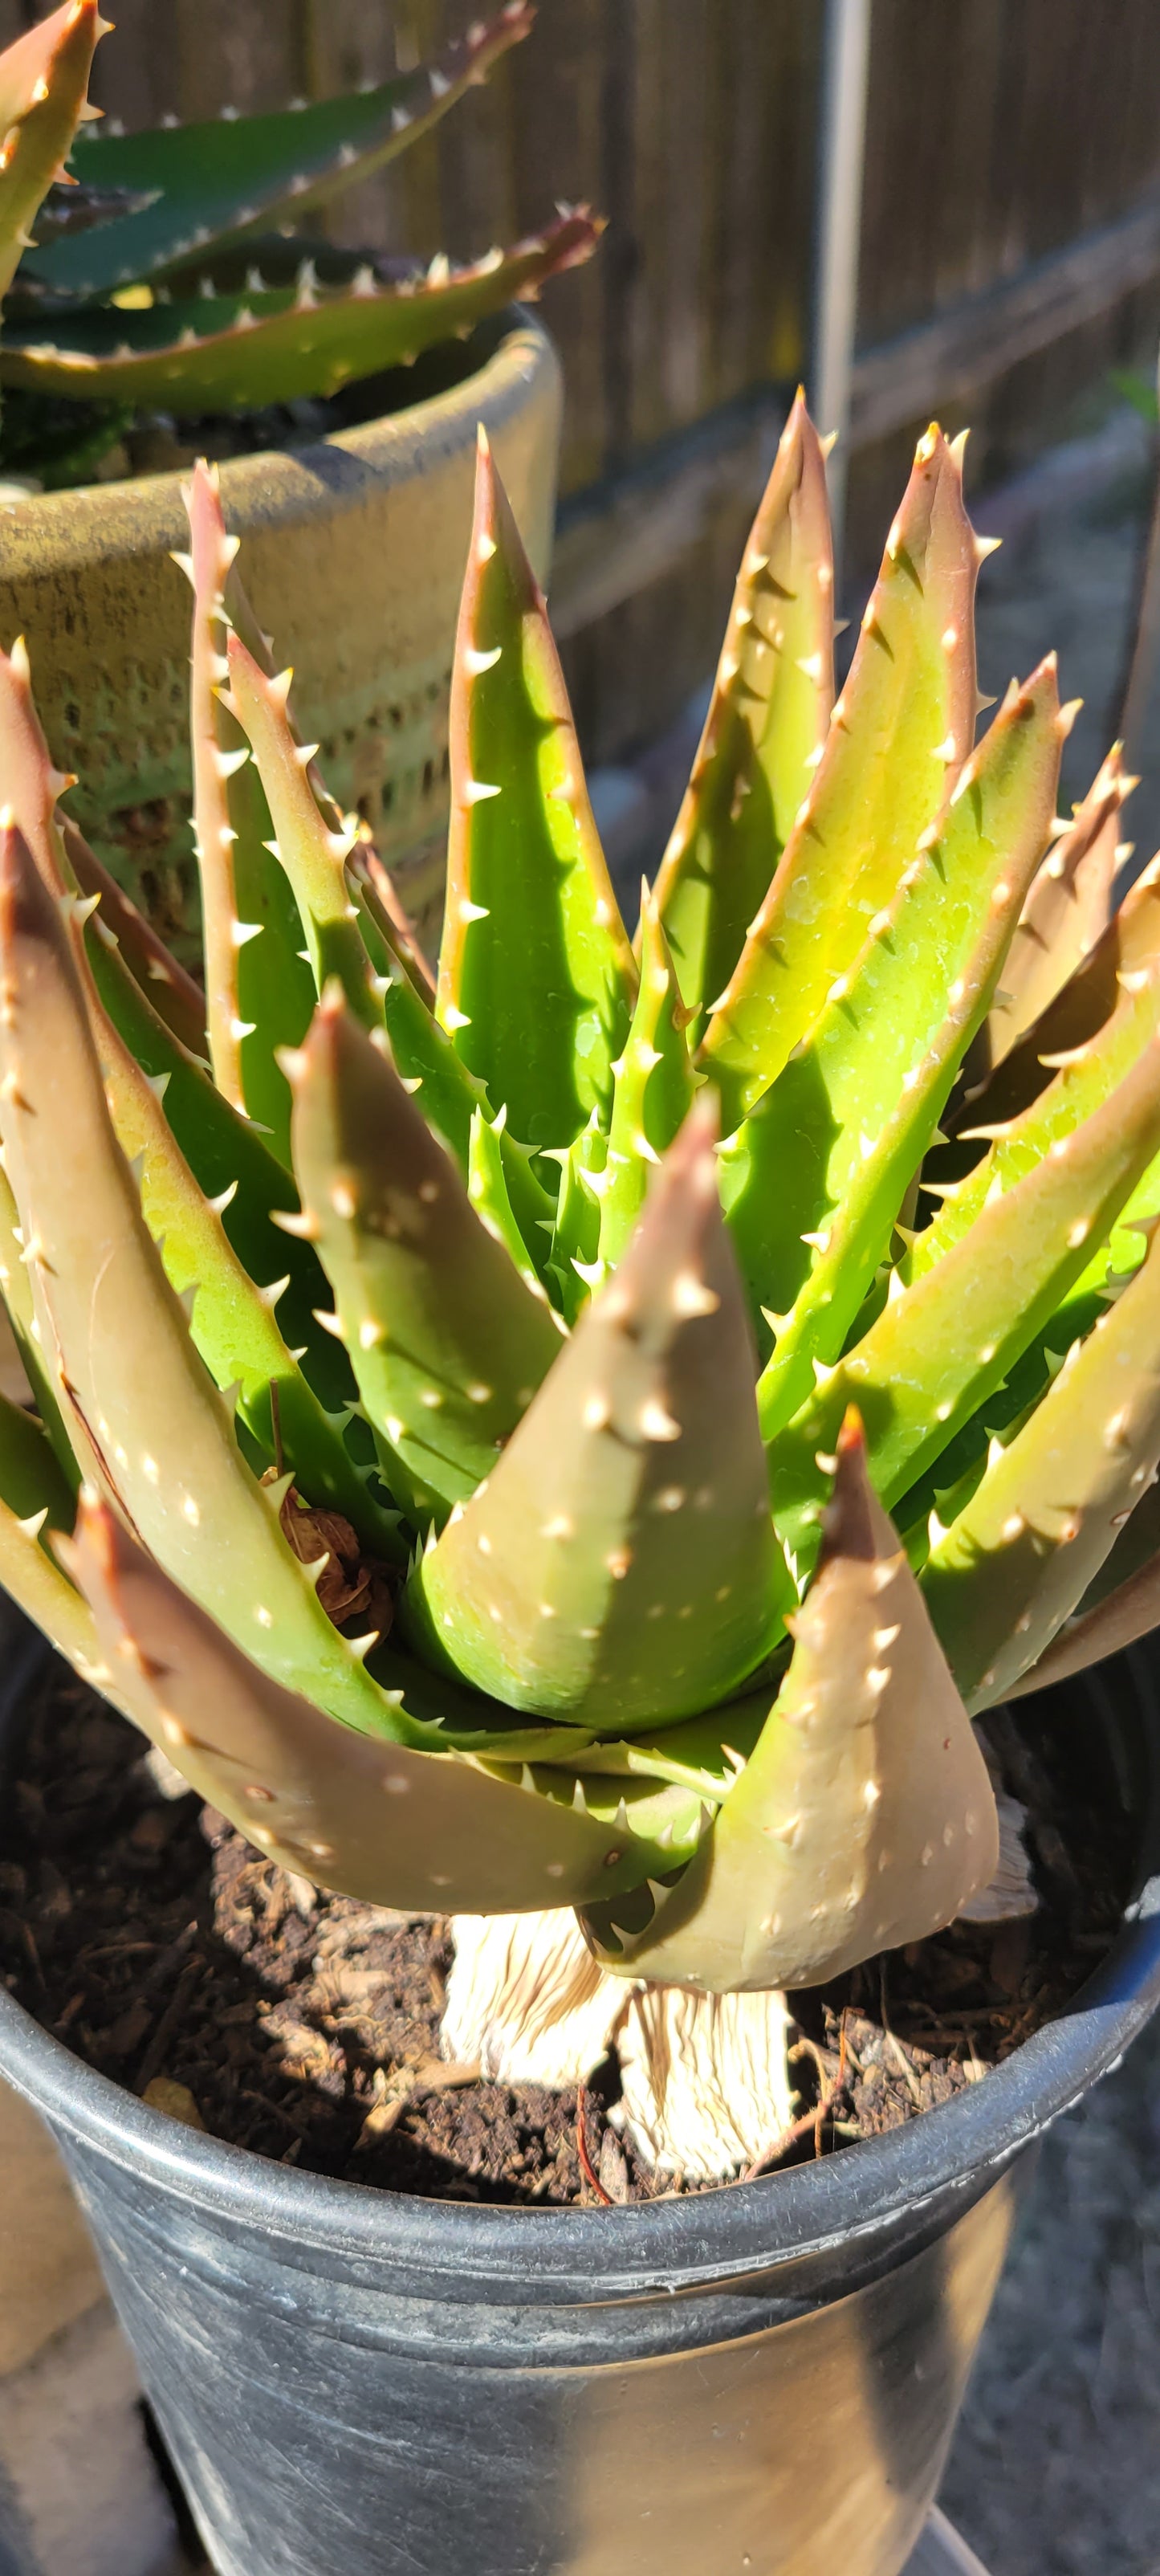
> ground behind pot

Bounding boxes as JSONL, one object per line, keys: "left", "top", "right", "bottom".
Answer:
{"left": 0, "top": 1641, "right": 1157, "bottom": 2576}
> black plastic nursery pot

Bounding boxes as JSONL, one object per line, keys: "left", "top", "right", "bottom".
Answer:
{"left": 1, "top": 1630, "right": 1158, "bottom": 2576}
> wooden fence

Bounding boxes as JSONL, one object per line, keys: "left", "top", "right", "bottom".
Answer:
{"left": 6, "top": 0, "right": 1160, "bottom": 757}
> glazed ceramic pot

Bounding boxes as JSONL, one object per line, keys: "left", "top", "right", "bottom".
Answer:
{"left": 0, "top": 310, "right": 561, "bottom": 959}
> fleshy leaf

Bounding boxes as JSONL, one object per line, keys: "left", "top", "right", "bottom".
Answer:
{"left": 723, "top": 660, "right": 1062, "bottom": 1432}
{"left": 63, "top": 820, "right": 207, "bottom": 1060}
{"left": 180, "top": 459, "right": 315, "bottom": 1158}
{"left": 85, "top": 976, "right": 401, "bottom": 1557}
{"left": 22, "top": 6, "right": 535, "bottom": 299}
{"left": 0, "top": 1152, "right": 79, "bottom": 1486}
{"left": 0, "top": 630, "right": 349, "bottom": 1415}
{"left": 582, "top": 1415, "right": 997, "bottom": 1989}
{"left": 405, "top": 1099, "right": 792, "bottom": 1731}
{"left": 768, "top": 1036, "right": 1160, "bottom": 1572}
{"left": 287, "top": 987, "right": 563, "bottom": 1523}
{"left": 547, "top": 1111, "right": 608, "bottom": 1326}
{"left": 1003, "top": 1482, "right": 1160, "bottom": 1694}
{"left": 0, "top": 1395, "right": 120, "bottom": 1704}
{"left": 223, "top": 632, "right": 377, "bottom": 1025}
{"left": 2, "top": 220, "right": 602, "bottom": 412}
{"left": 466, "top": 1106, "right": 547, "bottom": 1298}
{"left": 984, "top": 744, "right": 1131, "bottom": 1066}
{"left": 907, "top": 878, "right": 1160, "bottom": 1290}
{"left": 0, "top": 0, "right": 103, "bottom": 304}
{"left": 596, "top": 885, "right": 698, "bottom": 1278}
{"left": 437, "top": 430, "right": 636, "bottom": 1151}
{"left": 699, "top": 425, "right": 981, "bottom": 1124}
{"left": 0, "top": 820, "right": 407, "bottom": 1742}
{"left": 654, "top": 390, "right": 834, "bottom": 1037}
{"left": 222, "top": 616, "right": 556, "bottom": 1251}
{"left": 60, "top": 1495, "right": 680, "bottom": 1914}
{"left": 950, "top": 849, "right": 1160, "bottom": 1143}
{"left": 922, "top": 1219, "right": 1160, "bottom": 1707}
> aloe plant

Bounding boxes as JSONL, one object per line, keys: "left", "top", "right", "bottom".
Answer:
{"left": 1, "top": 395, "right": 1158, "bottom": 2179}
{"left": 0, "top": 0, "right": 599, "bottom": 483}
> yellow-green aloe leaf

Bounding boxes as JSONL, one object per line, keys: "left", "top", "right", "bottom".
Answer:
{"left": 699, "top": 424, "right": 983, "bottom": 1125}
{"left": 907, "top": 876, "right": 1160, "bottom": 1292}
{"left": 984, "top": 742, "right": 1131, "bottom": 1068}
{"left": 60, "top": 1495, "right": 688, "bottom": 1914}
{"left": 0, "top": 820, "right": 416, "bottom": 1743}
{"left": 654, "top": 390, "right": 834, "bottom": 1039}
{"left": 922, "top": 1218, "right": 1160, "bottom": 1708}
{"left": 437, "top": 430, "right": 637, "bottom": 1151}
{"left": 582, "top": 1414, "right": 997, "bottom": 1990}
{"left": 768, "top": 1036, "right": 1160, "bottom": 1574}
{"left": 287, "top": 986, "right": 564, "bottom": 1525}
{"left": 406, "top": 1099, "right": 793, "bottom": 1733}
{"left": 1002, "top": 1479, "right": 1160, "bottom": 1696}
{"left": 596, "top": 885, "right": 698, "bottom": 1279}
{"left": 0, "top": 0, "right": 104, "bottom": 304}
{"left": 728, "top": 660, "right": 1063, "bottom": 1433}
{"left": 950, "top": 848, "right": 1160, "bottom": 1145}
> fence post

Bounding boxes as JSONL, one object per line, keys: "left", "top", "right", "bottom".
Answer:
{"left": 810, "top": 0, "right": 873, "bottom": 576}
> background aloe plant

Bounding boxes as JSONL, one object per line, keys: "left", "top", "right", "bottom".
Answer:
{"left": 0, "top": 386, "right": 1158, "bottom": 2175}
{"left": 0, "top": 0, "right": 599, "bottom": 487}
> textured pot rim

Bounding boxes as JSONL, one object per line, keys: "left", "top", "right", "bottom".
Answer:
{"left": 0, "top": 308, "right": 556, "bottom": 573}
{"left": 2, "top": 1650, "right": 1158, "bottom": 2303}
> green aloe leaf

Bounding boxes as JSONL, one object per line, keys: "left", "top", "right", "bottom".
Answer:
{"left": 725, "top": 660, "right": 1063, "bottom": 1434}
{"left": 287, "top": 986, "right": 564, "bottom": 1524}
{"left": 1, "top": 217, "right": 602, "bottom": 411}
{"left": 437, "top": 430, "right": 636, "bottom": 1152}
{"left": 583, "top": 1413, "right": 996, "bottom": 1989}
{"left": 0, "top": 0, "right": 103, "bottom": 304}
{"left": 466, "top": 1106, "right": 548, "bottom": 1299}
{"left": 596, "top": 885, "right": 698, "bottom": 1280}
{"left": 699, "top": 426, "right": 983, "bottom": 1125}
{"left": 0, "top": 1153, "right": 79, "bottom": 1487}
{"left": 176, "top": 459, "right": 315, "bottom": 1161}
{"left": 62, "top": 1494, "right": 684, "bottom": 1914}
{"left": 922, "top": 1218, "right": 1160, "bottom": 1707}
{"left": 224, "top": 618, "right": 556, "bottom": 1260}
{"left": 654, "top": 390, "right": 834, "bottom": 1039}
{"left": 63, "top": 818, "right": 207, "bottom": 1059}
{"left": 768, "top": 1037, "right": 1160, "bottom": 1574}
{"left": 406, "top": 1100, "right": 792, "bottom": 1732}
{"left": 85, "top": 976, "right": 401, "bottom": 1558}
{"left": 546, "top": 1111, "right": 608, "bottom": 1325}
{"left": 22, "top": 6, "right": 535, "bottom": 300}
{"left": 0, "top": 1395, "right": 125, "bottom": 1705}
{"left": 0, "top": 633, "right": 352, "bottom": 1416}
